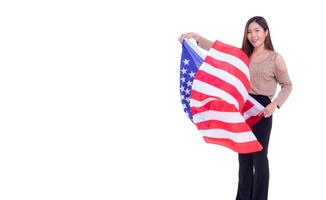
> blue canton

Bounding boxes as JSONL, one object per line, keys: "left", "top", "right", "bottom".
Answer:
{"left": 180, "top": 40, "right": 204, "bottom": 122}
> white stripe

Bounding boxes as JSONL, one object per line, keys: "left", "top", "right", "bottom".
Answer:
{"left": 209, "top": 48, "right": 249, "bottom": 79}
{"left": 192, "top": 110, "right": 244, "bottom": 123}
{"left": 200, "top": 129, "right": 257, "bottom": 143}
{"left": 184, "top": 39, "right": 206, "bottom": 59}
{"left": 190, "top": 97, "right": 219, "bottom": 108}
{"left": 243, "top": 97, "right": 264, "bottom": 120}
{"left": 200, "top": 63, "right": 248, "bottom": 103}
{"left": 192, "top": 80, "right": 239, "bottom": 109}
{"left": 243, "top": 108, "right": 261, "bottom": 120}
{"left": 247, "top": 95, "right": 265, "bottom": 110}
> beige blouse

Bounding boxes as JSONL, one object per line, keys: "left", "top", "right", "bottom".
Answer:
{"left": 249, "top": 52, "right": 292, "bottom": 108}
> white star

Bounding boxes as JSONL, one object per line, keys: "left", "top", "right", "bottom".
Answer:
{"left": 183, "top": 103, "right": 187, "bottom": 109}
{"left": 185, "top": 97, "right": 190, "bottom": 102}
{"left": 181, "top": 68, "right": 187, "bottom": 74}
{"left": 186, "top": 80, "right": 192, "bottom": 87}
{"left": 180, "top": 77, "right": 186, "bottom": 83}
{"left": 180, "top": 94, "right": 185, "bottom": 100}
{"left": 189, "top": 71, "right": 195, "bottom": 78}
{"left": 180, "top": 86, "right": 185, "bottom": 92}
{"left": 185, "top": 88, "right": 190, "bottom": 95}
{"left": 183, "top": 58, "right": 190, "bottom": 65}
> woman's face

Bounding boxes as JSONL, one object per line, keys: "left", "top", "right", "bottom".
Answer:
{"left": 247, "top": 22, "right": 268, "bottom": 48}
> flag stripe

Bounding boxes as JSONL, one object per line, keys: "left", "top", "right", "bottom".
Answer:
{"left": 246, "top": 115, "right": 264, "bottom": 127}
{"left": 192, "top": 79, "right": 240, "bottom": 109}
{"left": 210, "top": 40, "right": 250, "bottom": 69}
{"left": 203, "top": 137, "right": 263, "bottom": 154}
{"left": 190, "top": 90, "right": 221, "bottom": 102}
{"left": 184, "top": 39, "right": 206, "bottom": 60}
{"left": 200, "top": 129, "right": 257, "bottom": 143}
{"left": 189, "top": 98, "right": 219, "bottom": 109}
{"left": 191, "top": 99, "right": 238, "bottom": 115}
{"left": 192, "top": 110, "right": 245, "bottom": 124}
{"left": 243, "top": 106, "right": 262, "bottom": 120}
{"left": 205, "top": 56, "right": 250, "bottom": 91}
{"left": 247, "top": 95, "right": 265, "bottom": 110}
{"left": 194, "top": 69, "right": 245, "bottom": 108}
{"left": 209, "top": 47, "right": 249, "bottom": 80}
{"left": 241, "top": 98, "right": 254, "bottom": 115}
{"left": 196, "top": 120, "right": 251, "bottom": 132}
{"left": 200, "top": 62, "right": 248, "bottom": 102}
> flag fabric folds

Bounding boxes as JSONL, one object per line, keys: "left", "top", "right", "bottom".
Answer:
{"left": 180, "top": 39, "right": 265, "bottom": 153}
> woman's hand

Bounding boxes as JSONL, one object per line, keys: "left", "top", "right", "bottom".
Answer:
{"left": 262, "top": 101, "right": 278, "bottom": 118}
{"left": 178, "top": 32, "right": 199, "bottom": 42}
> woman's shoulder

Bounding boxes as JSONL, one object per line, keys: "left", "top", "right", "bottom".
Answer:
{"left": 269, "top": 51, "right": 279, "bottom": 60}
{"left": 272, "top": 51, "right": 287, "bottom": 72}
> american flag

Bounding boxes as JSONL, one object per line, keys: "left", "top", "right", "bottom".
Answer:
{"left": 180, "top": 39, "right": 265, "bottom": 153}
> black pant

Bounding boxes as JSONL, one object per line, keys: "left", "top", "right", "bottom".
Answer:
{"left": 236, "top": 94, "right": 273, "bottom": 200}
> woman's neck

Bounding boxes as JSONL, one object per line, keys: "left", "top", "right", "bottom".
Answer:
{"left": 252, "top": 45, "right": 267, "bottom": 55}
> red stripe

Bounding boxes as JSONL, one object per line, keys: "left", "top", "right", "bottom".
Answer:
{"left": 211, "top": 40, "right": 249, "bottom": 67}
{"left": 191, "top": 99, "right": 238, "bottom": 115}
{"left": 196, "top": 120, "right": 251, "bottom": 132}
{"left": 190, "top": 90, "right": 220, "bottom": 102}
{"left": 240, "top": 100, "right": 254, "bottom": 115}
{"left": 246, "top": 114, "right": 264, "bottom": 127}
{"left": 195, "top": 70, "right": 245, "bottom": 108}
{"left": 203, "top": 136, "right": 263, "bottom": 153}
{"left": 204, "top": 56, "right": 250, "bottom": 91}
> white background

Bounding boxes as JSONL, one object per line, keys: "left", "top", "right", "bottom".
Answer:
{"left": 1, "top": 0, "right": 325, "bottom": 199}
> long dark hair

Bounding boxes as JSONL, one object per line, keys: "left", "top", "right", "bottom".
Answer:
{"left": 241, "top": 16, "right": 274, "bottom": 57}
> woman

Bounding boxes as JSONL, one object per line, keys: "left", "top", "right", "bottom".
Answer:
{"left": 178, "top": 16, "right": 292, "bottom": 200}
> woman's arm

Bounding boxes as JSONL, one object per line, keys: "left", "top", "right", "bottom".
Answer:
{"left": 262, "top": 53, "right": 292, "bottom": 118}
{"left": 273, "top": 53, "right": 293, "bottom": 108}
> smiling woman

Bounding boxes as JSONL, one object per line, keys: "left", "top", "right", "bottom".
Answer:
{"left": 179, "top": 16, "right": 292, "bottom": 200}
{"left": 242, "top": 16, "right": 275, "bottom": 58}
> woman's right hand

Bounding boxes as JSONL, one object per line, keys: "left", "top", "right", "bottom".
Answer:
{"left": 178, "top": 32, "right": 199, "bottom": 43}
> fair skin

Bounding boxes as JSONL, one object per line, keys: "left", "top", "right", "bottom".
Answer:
{"left": 178, "top": 24, "right": 288, "bottom": 118}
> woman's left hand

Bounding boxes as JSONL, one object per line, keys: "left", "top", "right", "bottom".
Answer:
{"left": 262, "top": 101, "right": 278, "bottom": 118}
